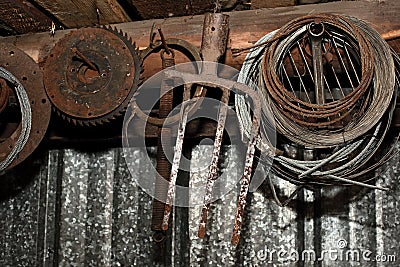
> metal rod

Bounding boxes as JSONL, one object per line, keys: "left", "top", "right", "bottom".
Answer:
{"left": 322, "top": 44, "right": 345, "bottom": 97}
{"left": 297, "top": 40, "right": 335, "bottom": 102}
{"left": 231, "top": 117, "right": 260, "bottom": 246}
{"left": 161, "top": 85, "right": 192, "bottom": 231}
{"left": 158, "top": 28, "right": 171, "bottom": 55}
{"left": 343, "top": 42, "right": 360, "bottom": 84}
{"left": 198, "top": 88, "right": 230, "bottom": 238}
{"left": 331, "top": 37, "right": 355, "bottom": 90}
{"left": 309, "top": 21, "right": 325, "bottom": 105}
{"left": 288, "top": 51, "right": 313, "bottom": 104}
{"left": 197, "top": 12, "right": 230, "bottom": 237}
{"left": 71, "top": 47, "right": 97, "bottom": 71}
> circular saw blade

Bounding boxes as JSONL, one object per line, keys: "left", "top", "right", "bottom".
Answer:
{"left": 43, "top": 26, "right": 142, "bottom": 126}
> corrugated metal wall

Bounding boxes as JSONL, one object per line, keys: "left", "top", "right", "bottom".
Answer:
{"left": 0, "top": 144, "right": 399, "bottom": 266}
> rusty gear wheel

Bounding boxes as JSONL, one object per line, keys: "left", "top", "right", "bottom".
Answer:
{"left": 43, "top": 26, "right": 142, "bottom": 126}
{"left": 0, "top": 43, "right": 51, "bottom": 171}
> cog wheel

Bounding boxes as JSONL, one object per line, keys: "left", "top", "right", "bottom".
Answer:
{"left": 0, "top": 43, "right": 51, "bottom": 171}
{"left": 43, "top": 26, "right": 142, "bottom": 126}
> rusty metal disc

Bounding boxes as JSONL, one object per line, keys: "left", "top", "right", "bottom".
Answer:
{"left": 43, "top": 27, "right": 142, "bottom": 125}
{"left": 0, "top": 79, "right": 10, "bottom": 114}
{"left": 0, "top": 43, "right": 51, "bottom": 171}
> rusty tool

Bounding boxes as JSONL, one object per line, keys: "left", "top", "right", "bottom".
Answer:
{"left": 231, "top": 119, "right": 260, "bottom": 245}
{"left": 129, "top": 30, "right": 206, "bottom": 234}
{"left": 197, "top": 12, "right": 230, "bottom": 238}
{"left": 159, "top": 66, "right": 263, "bottom": 245}
{"left": 308, "top": 20, "right": 325, "bottom": 105}
{"left": 160, "top": 12, "right": 231, "bottom": 233}
{"left": 154, "top": 13, "right": 262, "bottom": 246}
{"left": 43, "top": 27, "right": 142, "bottom": 126}
{"left": 161, "top": 83, "right": 192, "bottom": 231}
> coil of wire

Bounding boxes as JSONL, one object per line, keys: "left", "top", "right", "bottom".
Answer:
{"left": 0, "top": 67, "right": 32, "bottom": 173}
{"left": 235, "top": 14, "right": 400, "bottom": 189}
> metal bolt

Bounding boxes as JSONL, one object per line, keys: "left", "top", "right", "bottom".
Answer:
{"left": 71, "top": 47, "right": 98, "bottom": 71}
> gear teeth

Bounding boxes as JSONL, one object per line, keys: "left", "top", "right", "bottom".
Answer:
{"left": 98, "top": 26, "right": 142, "bottom": 126}
{"left": 47, "top": 26, "right": 143, "bottom": 127}
{"left": 70, "top": 116, "right": 76, "bottom": 125}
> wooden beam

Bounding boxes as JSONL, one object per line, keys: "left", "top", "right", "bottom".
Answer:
{"left": 251, "top": 0, "right": 296, "bottom": 9}
{"left": 0, "top": 1, "right": 399, "bottom": 146}
{"left": 30, "top": 0, "right": 130, "bottom": 28}
{"left": 0, "top": 0, "right": 52, "bottom": 35}
{"left": 124, "top": 0, "right": 215, "bottom": 20}
{"left": 2, "top": 0, "right": 399, "bottom": 72}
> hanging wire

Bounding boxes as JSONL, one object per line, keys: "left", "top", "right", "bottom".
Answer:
{"left": 0, "top": 67, "right": 32, "bottom": 173}
{"left": 235, "top": 14, "right": 400, "bottom": 191}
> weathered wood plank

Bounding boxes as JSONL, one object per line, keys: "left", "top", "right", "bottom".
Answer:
{"left": 251, "top": 0, "right": 296, "bottom": 9}
{"left": 30, "top": 0, "right": 130, "bottom": 28}
{"left": 0, "top": 0, "right": 52, "bottom": 35}
{"left": 2, "top": 0, "right": 399, "bottom": 75}
{"left": 127, "top": 0, "right": 214, "bottom": 20}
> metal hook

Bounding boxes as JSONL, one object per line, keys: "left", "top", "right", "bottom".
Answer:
{"left": 149, "top": 22, "right": 157, "bottom": 48}
{"left": 158, "top": 28, "right": 172, "bottom": 55}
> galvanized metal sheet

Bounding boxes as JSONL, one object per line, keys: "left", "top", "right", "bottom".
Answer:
{"left": 0, "top": 144, "right": 399, "bottom": 266}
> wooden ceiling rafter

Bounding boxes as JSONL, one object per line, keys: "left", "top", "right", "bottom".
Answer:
{"left": 0, "top": 0, "right": 52, "bottom": 36}
{"left": 29, "top": 0, "right": 131, "bottom": 28}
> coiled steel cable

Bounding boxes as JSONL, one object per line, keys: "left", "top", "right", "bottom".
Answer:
{"left": 0, "top": 67, "right": 31, "bottom": 172}
{"left": 236, "top": 30, "right": 278, "bottom": 155}
{"left": 235, "top": 14, "right": 399, "bottom": 189}
{"left": 261, "top": 14, "right": 395, "bottom": 148}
